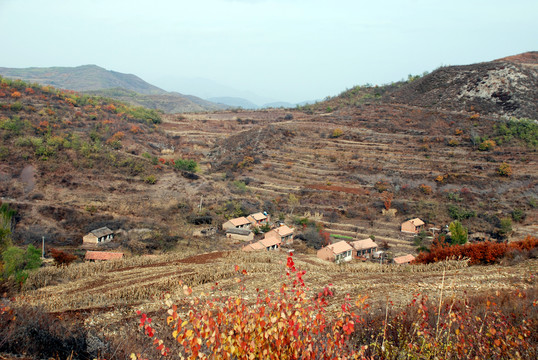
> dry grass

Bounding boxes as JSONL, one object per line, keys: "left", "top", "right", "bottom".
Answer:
{"left": 18, "top": 249, "right": 536, "bottom": 316}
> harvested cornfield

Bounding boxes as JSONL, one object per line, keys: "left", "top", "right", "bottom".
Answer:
{"left": 19, "top": 250, "right": 537, "bottom": 317}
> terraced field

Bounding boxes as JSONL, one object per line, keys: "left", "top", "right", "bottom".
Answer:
{"left": 163, "top": 104, "right": 537, "bottom": 256}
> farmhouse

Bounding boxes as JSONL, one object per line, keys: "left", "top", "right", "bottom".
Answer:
{"left": 226, "top": 228, "right": 254, "bottom": 242}
{"left": 83, "top": 227, "right": 114, "bottom": 245}
{"left": 264, "top": 224, "right": 294, "bottom": 245}
{"left": 351, "top": 238, "right": 378, "bottom": 259}
{"left": 222, "top": 217, "right": 251, "bottom": 231}
{"left": 401, "top": 218, "right": 425, "bottom": 234}
{"left": 259, "top": 236, "right": 281, "bottom": 250}
{"left": 85, "top": 251, "right": 123, "bottom": 261}
{"left": 242, "top": 235, "right": 281, "bottom": 252}
{"left": 317, "top": 241, "right": 353, "bottom": 264}
{"left": 247, "top": 212, "right": 269, "bottom": 227}
{"left": 393, "top": 254, "right": 416, "bottom": 265}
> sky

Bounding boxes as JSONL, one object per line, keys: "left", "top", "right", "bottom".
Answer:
{"left": 0, "top": 0, "right": 536, "bottom": 104}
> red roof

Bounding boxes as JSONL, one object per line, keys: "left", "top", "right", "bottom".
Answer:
{"left": 327, "top": 240, "right": 353, "bottom": 255}
{"left": 393, "top": 254, "right": 415, "bottom": 264}
{"left": 229, "top": 217, "right": 251, "bottom": 226}
{"left": 85, "top": 251, "right": 124, "bottom": 261}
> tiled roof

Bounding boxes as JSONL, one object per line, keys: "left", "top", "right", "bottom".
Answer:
{"left": 250, "top": 212, "right": 267, "bottom": 221}
{"left": 242, "top": 242, "right": 265, "bottom": 252}
{"left": 85, "top": 251, "right": 123, "bottom": 261}
{"left": 89, "top": 227, "right": 113, "bottom": 237}
{"left": 229, "top": 217, "right": 250, "bottom": 226}
{"left": 351, "top": 238, "right": 377, "bottom": 251}
{"left": 274, "top": 225, "right": 293, "bottom": 237}
{"left": 409, "top": 218, "right": 425, "bottom": 226}
{"left": 327, "top": 240, "right": 353, "bottom": 255}
{"left": 260, "top": 236, "right": 281, "bottom": 248}
{"left": 393, "top": 254, "right": 416, "bottom": 264}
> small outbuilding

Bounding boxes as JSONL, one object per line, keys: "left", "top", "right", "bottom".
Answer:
{"left": 401, "top": 218, "right": 425, "bottom": 234}
{"left": 317, "top": 241, "right": 353, "bottom": 264}
{"left": 85, "top": 251, "right": 123, "bottom": 261}
{"left": 226, "top": 228, "right": 254, "bottom": 242}
{"left": 393, "top": 254, "right": 416, "bottom": 265}
{"left": 83, "top": 227, "right": 114, "bottom": 245}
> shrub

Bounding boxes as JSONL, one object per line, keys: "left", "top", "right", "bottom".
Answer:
{"left": 448, "top": 205, "right": 476, "bottom": 220}
{"left": 419, "top": 184, "right": 432, "bottom": 195}
{"left": 478, "top": 139, "right": 496, "bottom": 151}
{"left": 495, "top": 117, "right": 538, "bottom": 147}
{"left": 498, "top": 217, "right": 512, "bottom": 238}
{"left": 497, "top": 162, "right": 512, "bottom": 177}
{"left": 330, "top": 128, "right": 344, "bottom": 138}
{"left": 414, "top": 235, "right": 538, "bottom": 265}
{"left": 174, "top": 158, "right": 198, "bottom": 172}
{"left": 144, "top": 175, "right": 157, "bottom": 184}
{"left": 49, "top": 248, "right": 77, "bottom": 267}
{"left": 1, "top": 245, "right": 42, "bottom": 285}
{"left": 511, "top": 208, "right": 526, "bottom": 222}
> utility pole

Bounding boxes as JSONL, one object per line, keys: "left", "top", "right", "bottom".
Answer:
{"left": 199, "top": 196, "right": 203, "bottom": 213}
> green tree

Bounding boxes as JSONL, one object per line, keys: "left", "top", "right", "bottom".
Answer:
{"left": 413, "top": 230, "right": 429, "bottom": 252}
{"left": 0, "top": 203, "right": 16, "bottom": 251}
{"left": 498, "top": 218, "right": 513, "bottom": 238}
{"left": 449, "top": 220, "right": 468, "bottom": 245}
{"left": 2, "top": 244, "right": 42, "bottom": 284}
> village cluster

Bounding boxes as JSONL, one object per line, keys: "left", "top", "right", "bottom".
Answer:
{"left": 79, "top": 213, "right": 425, "bottom": 265}
{"left": 226, "top": 212, "right": 421, "bottom": 265}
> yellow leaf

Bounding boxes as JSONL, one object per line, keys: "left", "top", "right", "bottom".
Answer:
{"left": 186, "top": 329, "right": 193, "bottom": 338}
{"left": 130, "top": 353, "right": 137, "bottom": 360}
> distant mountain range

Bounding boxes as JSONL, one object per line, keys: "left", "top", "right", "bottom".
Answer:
{"left": 0, "top": 65, "right": 228, "bottom": 113}
{"left": 207, "top": 97, "right": 297, "bottom": 109}
{"left": 0, "top": 65, "right": 311, "bottom": 112}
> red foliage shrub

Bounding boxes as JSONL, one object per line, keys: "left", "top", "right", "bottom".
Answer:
{"left": 414, "top": 236, "right": 538, "bottom": 265}
{"left": 49, "top": 248, "right": 78, "bottom": 266}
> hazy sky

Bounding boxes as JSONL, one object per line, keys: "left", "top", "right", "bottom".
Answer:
{"left": 1, "top": 0, "right": 536, "bottom": 103}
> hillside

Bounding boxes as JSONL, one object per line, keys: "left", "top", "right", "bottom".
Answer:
{"left": 0, "top": 76, "right": 212, "bottom": 249}
{"left": 307, "top": 52, "right": 538, "bottom": 121}
{"left": 0, "top": 65, "right": 165, "bottom": 95}
{"left": 0, "top": 65, "right": 228, "bottom": 113}
{"left": 383, "top": 51, "right": 538, "bottom": 119}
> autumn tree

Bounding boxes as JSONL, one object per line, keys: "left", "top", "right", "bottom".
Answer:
{"left": 381, "top": 191, "right": 393, "bottom": 210}
{"left": 448, "top": 220, "right": 468, "bottom": 245}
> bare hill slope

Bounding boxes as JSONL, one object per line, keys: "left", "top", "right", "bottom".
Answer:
{"left": 384, "top": 52, "right": 538, "bottom": 120}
